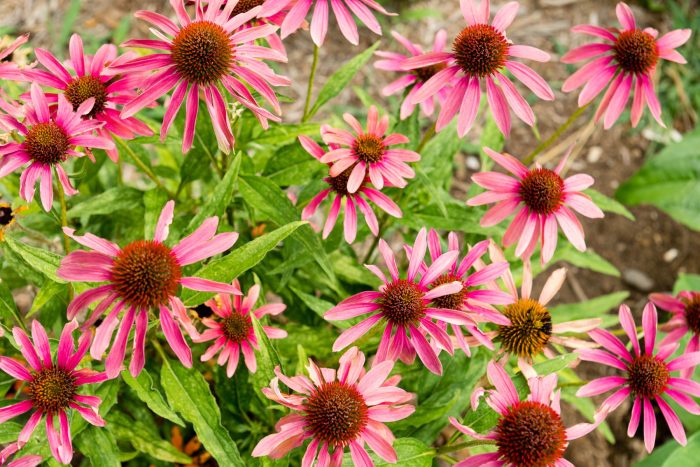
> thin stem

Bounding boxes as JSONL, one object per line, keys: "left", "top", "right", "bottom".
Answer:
{"left": 416, "top": 122, "right": 436, "bottom": 153}
{"left": 523, "top": 102, "right": 592, "bottom": 164}
{"left": 362, "top": 213, "right": 388, "bottom": 264}
{"left": 115, "top": 136, "right": 175, "bottom": 198}
{"left": 55, "top": 173, "right": 74, "bottom": 301}
{"left": 437, "top": 439, "right": 496, "bottom": 455}
{"left": 152, "top": 337, "right": 168, "bottom": 361}
{"left": 302, "top": 45, "right": 320, "bottom": 122}
{"left": 197, "top": 132, "right": 224, "bottom": 178}
{"left": 55, "top": 171, "right": 70, "bottom": 255}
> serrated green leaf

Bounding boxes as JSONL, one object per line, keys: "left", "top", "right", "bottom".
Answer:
{"left": 4, "top": 236, "right": 65, "bottom": 283}
{"left": 616, "top": 127, "right": 700, "bottom": 230}
{"left": 586, "top": 189, "right": 634, "bottom": 220}
{"left": 122, "top": 369, "right": 185, "bottom": 426}
{"left": 108, "top": 412, "right": 191, "bottom": 464}
{"left": 186, "top": 152, "right": 241, "bottom": 231}
{"left": 161, "top": 358, "right": 245, "bottom": 466}
{"left": 67, "top": 187, "right": 143, "bottom": 217}
{"left": 75, "top": 426, "right": 121, "bottom": 467}
{"left": 181, "top": 221, "right": 306, "bottom": 306}
{"left": 307, "top": 42, "right": 381, "bottom": 119}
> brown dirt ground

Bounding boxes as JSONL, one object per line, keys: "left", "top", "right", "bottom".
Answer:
{"left": 7, "top": 0, "right": 700, "bottom": 466}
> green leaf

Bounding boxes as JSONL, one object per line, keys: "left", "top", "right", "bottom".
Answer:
{"left": 341, "top": 438, "right": 434, "bottom": 466}
{"left": 0, "top": 422, "right": 22, "bottom": 443}
{"left": 396, "top": 202, "right": 496, "bottom": 235}
{"left": 253, "top": 123, "right": 321, "bottom": 146}
{"left": 27, "top": 280, "right": 68, "bottom": 318}
{"left": 263, "top": 144, "right": 324, "bottom": 186}
{"left": 616, "top": 127, "right": 700, "bottom": 230}
{"left": 186, "top": 152, "right": 241, "bottom": 231}
{"left": 122, "top": 369, "right": 185, "bottom": 426}
{"left": 250, "top": 315, "right": 282, "bottom": 393}
{"left": 67, "top": 187, "right": 143, "bottom": 217}
{"left": 0, "top": 279, "right": 22, "bottom": 327}
{"left": 290, "top": 286, "right": 345, "bottom": 326}
{"left": 532, "top": 353, "right": 578, "bottom": 375}
{"left": 551, "top": 243, "right": 619, "bottom": 277}
{"left": 238, "top": 175, "right": 335, "bottom": 281}
{"left": 549, "top": 291, "right": 629, "bottom": 328}
{"left": 4, "top": 236, "right": 65, "bottom": 283}
{"left": 635, "top": 431, "right": 700, "bottom": 466}
{"left": 75, "top": 426, "right": 121, "bottom": 467}
{"left": 586, "top": 189, "right": 634, "bottom": 220}
{"left": 674, "top": 273, "right": 700, "bottom": 293}
{"left": 143, "top": 189, "right": 169, "bottom": 239}
{"left": 181, "top": 221, "right": 306, "bottom": 306}
{"left": 161, "top": 358, "right": 245, "bottom": 466}
{"left": 107, "top": 412, "right": 191, "bottom": 464}
{"left": 307, "top": 41, "right": 381, "bottom": 119}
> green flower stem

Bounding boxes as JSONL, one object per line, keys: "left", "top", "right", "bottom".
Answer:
{"left": 115, "top": 136, "right": 175, "bottom": 198}
{"left": 417, "top": 122, "right": 436, "bottom": 153}
{"left": 55, "top": 170, "right": 70, "bottom": 255}
{"left": 523, "top": 102, "right": 593, "bottom": 165}
{"left": 302, "top": 44, "right": 320, "bottom": 122}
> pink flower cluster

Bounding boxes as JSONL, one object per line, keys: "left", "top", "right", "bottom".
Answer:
{"left": 0, "top": 0, "right": 694, "bottom": 465}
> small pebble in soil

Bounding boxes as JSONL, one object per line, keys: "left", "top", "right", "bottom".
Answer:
{"left": 465, "top": 155, "right": 480, "bottom": 171}
{"left": 663, "top": 248, "right": 679, "bottom": 263}
{"left": 587, "top": 146, "right": 602, "bottom": 163}
{"left": 622, "top": 269, "right": 655, "bottom": 292}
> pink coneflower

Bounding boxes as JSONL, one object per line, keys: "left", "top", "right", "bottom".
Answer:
{"left": 0, "top": 321, "right": 107, "bottom": 464}
{"left": 487, "top": 249, "right": 600, "bottom": 377}
{"left": 412, "top": 230, "right": 513, "bottom": 355}
{"left": 299, "top": 134, "right": 402, "bottom": 243}
{"left": 220, "top": 0, "right": 295, "bottom": 54}
{"left": 320, "top": 106, "right": 419, "bottom": 193}
{"left": 325, "top": 228, "right": 468, "bottom": 375}
{"left": 0, "top": 443, "right": 41, "bottom": 467}
{"left": 562, "top": 2, "right": 691, "bottom": 129}
{"left": 57, "top": 200, "right": 239, "bottom": 378}
{"left": 577, "top": 303, "right": 700, "bottom": 452}
{"left": 450, "top": 361, "right": 595, "bottom": 466}
{"left": 0, "top": 84, "right": 114, "bottom": 211}
{"left": 404, "top": 0, "right": 553, "bottom": 137}
{"left": 252, "top": 346, "right": 414, "bottom": 465}
{"left": 375, "top": 30, "right": 453, "bottom": 120}
{"left": 195, "top": 280, "right": 287, "bottom": 377}
{"left": 280, "top": 0, "right": 394, "bottom": 47}
{"left": 0, "top": 34, "right": 30, "bottom": 80}
{"left": 467, "top": 147, "right": 604, "bottom": 263}
{"left": 113, "top": 0, "right": 289, "bottom": 154}
{"left": 23, "top": 34, "right": 153, "bottom": 163}
{"left": 651, "top": 291, "right": 700, "bottom": 378}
